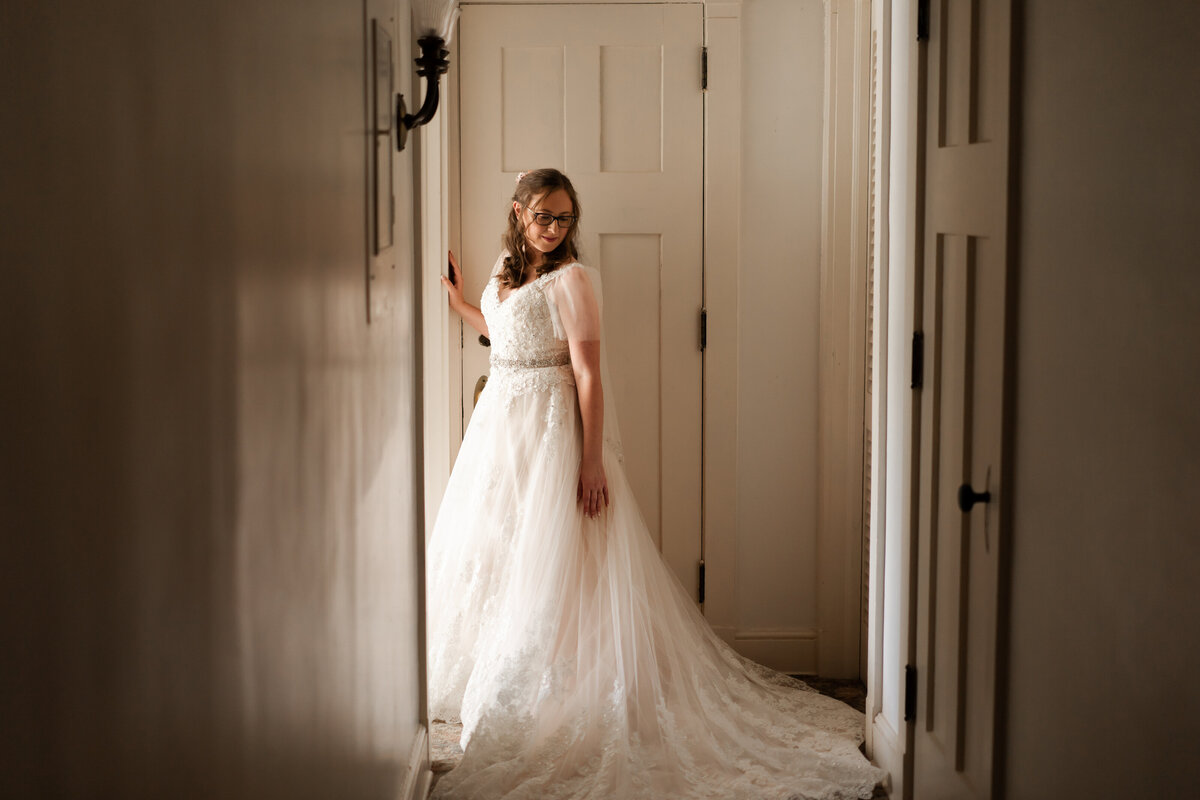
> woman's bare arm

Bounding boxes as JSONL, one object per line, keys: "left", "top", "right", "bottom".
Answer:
{"left": 569, "top": 338, "right": 609, "bottom": 518}
{"left": 440, "top": 250, "right": 489, "bottom": 338}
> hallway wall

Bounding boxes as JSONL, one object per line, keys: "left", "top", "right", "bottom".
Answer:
{"left": 1006, "top": 2, "right": 1200, "bottom": 796}
{"left": 731, "top": 0, "right": 828, "bottom": 669}
{"left": 1, "top": 1, "right": 427, "bottom": 797}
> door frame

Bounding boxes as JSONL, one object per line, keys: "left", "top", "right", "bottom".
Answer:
{"left": 865, "top": 0, "right": 918, "bottom": 794}
{"left": 699, "top": 0, "right": 742, "bottom": 646}
{"left": 418, "top": 35, "right": 460, "bottom": 541}
{"left": 426, "top": 0, "right": 874, "bottom": 681}
{"left": 816, "top": 0, "right": 874, "bottom": 680}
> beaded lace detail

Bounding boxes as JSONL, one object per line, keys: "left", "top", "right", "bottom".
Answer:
{"left": 482, "top": 270, "right": 572, "bottom": 371}
{"left": 491, "top": 352, "right": 571, "bottom": 369}
{"left": 479, "top": 270, "right": 576, "bottom": 410}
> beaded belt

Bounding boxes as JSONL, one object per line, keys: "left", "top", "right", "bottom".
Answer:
{"left": 491, "top": 352, "right": 571, "bottom": 369}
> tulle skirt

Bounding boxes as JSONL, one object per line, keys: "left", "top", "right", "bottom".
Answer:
{"left": 426, "top": 367, "right": 884, "bottom": 800}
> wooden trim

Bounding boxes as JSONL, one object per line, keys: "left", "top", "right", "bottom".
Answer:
{"left": 461, "top": 0, "right": 728, "bottom": 5}
{"left": 446, "top": 36, "right": 464, "bottom": 468}
{"left": 865, "top": 0, "right": 893, "bottom": 753}
{"left": 402, "top": 724, "right": 432, "bottom": 800}
{"left": 710, "top": 626, "right": 820, "bottom": 676}
{"left": 701, "top": 0, "right": 742, "bottom": 640}
{"left": 732, "top": 629, "right": 818, "bottom": 676}
{"left": 817, "top": 0, "right": 873, "bottom": 679}
{"left": 992, "top": 1, "right": 1025, "bottom": 796}
{"left": 902, "top": 0, "right": 929, "bottom": 794}
{"left": 870, "top": 712, "right": 904, "bottom": 798}
{"left": 419, "top": 64, "right": 455, "bottom": 541}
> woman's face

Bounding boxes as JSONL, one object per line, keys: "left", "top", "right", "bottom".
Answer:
{"left": 515, "top": 188, "right": 574, "bottom": 258}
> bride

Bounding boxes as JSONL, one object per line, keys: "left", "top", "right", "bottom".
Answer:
{"left": 427, "top": 168, "right": 884, "bottom": 799}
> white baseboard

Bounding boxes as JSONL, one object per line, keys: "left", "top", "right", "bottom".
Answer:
{"left": 412, "top": 768, "right": 432, "bottom": 800}
{"left": 402, "top": 724, "right": 432, "bottom": 800}
{"left": 868, "top": 712, "right": 904, "bottom": 799}
{"left": 720, "top": 628, "right": 819, "bottom": 675}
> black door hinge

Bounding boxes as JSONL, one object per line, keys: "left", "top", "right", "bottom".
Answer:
{"left": 904, "top": 664, "right": 917, "bottom": 721}
{"left": 911, "top": 330, "right": 924, "bottom": 389}
{"left": 701, "top": 46, "right": 708, "bottom": 91}
{"left": 700, "top": 307, "right": 708, "bottom": 351}
{"left": 698, "top": 559, "right": 706, "bottom": 604}
{"left": 917, "top": 0, "right": 931, "bottom": 42}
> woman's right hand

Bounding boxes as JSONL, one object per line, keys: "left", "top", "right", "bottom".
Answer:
{"left": 440, "top": 250, "right": 465, "bottom": 311}
{"left": 440, "top": 250, "right": 490, "bottom": 339}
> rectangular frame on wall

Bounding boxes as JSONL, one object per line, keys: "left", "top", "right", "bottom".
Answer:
{"left": 366, "top": 15, "right": 397, "bottom": 323}
{"left": 374, "top": 20, "right": 395, "bottom": 254}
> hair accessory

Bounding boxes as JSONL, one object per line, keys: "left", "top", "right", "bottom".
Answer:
{"left": 515, "top": 171, "right": 527, "bottom": 184}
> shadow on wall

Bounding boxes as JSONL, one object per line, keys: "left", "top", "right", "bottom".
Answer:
{"left": 0, "top": 0, "right": 426, "bottom": 798}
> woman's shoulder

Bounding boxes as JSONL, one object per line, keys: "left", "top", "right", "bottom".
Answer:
{"left": 546, "top": 261, "right": 596, "bottom": 284}
{"left": 544, "top": 262, "right": 602, "bottom": 313}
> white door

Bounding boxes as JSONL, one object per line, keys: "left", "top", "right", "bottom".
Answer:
{"left": 911, "top": 0, "right": 1014, "bottom": 797}
{"left": 457, "top": 3, "right": 704, "bottom": 598}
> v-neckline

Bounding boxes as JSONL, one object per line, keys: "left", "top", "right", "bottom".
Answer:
{"left": 495, "top": 269, "right": 549, "bottom": 306}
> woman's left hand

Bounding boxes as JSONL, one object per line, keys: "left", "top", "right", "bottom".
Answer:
{"left": 577, "top": 455, "right": 609, "bottom": 519}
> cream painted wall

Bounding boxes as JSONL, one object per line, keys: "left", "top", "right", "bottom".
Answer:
{"left": 734, "top": 0, "right": 826, "bottom": 649}
{"left": 1005, "top": 2, "right": 1200, "bottom": 796}
{"left": 1, "top": 1, "right": 428, "bottom": 797}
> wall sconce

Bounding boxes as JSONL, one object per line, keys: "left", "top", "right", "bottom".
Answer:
{"left": 396, "top": 0, "right": 460, "bottom": 151}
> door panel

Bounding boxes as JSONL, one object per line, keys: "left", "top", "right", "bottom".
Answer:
{"left": 913, "top": 0, "right": 1013, "bottom": 797}
{"left": 458, "top": 4, "right": 703, "bottom": 597}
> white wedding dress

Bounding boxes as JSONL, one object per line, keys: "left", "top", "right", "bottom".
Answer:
{"left": 427, "top": 259, "right": 885, "bottom": 800}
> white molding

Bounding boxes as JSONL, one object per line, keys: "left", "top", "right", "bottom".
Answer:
{"left": 412, "top": 770, "right": 433, "bottom": 800}
{"left": 816, "top": 0, "right": 873, "bottom": 679}
{"left": 446, "top": 35, "right": 464, "bottom": 468}
{"left": 419, "top": 65, "right": 455, "bottom": 542}
{"left": 869, "top": 711, "right": 903, "bottom": 799}
{"left": 865, "top": 0, "right": 892, "bottom": 748}
{"left": 700, "top": 0, "right": 742, "bottom": 645}
{"left": 714, "top": 628, "right": 820, "bottom": 676}
{"left": 463, "top": 0, "right": 731, "bottom": 5}
{"left": 401, "top": 724, "right": 432, "bottom": 800}
{"left": 734, "top": 630, "right": 818, "bottom": 676}
{"left": 872, "top": 3, "right": 923, "bottom": 796}
{"left": 704, "top": 1, "right": 742, "bottom": 18}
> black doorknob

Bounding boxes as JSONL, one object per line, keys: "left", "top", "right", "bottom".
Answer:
{"left": 957, "top": 483, "right": 991, "bottom": 512}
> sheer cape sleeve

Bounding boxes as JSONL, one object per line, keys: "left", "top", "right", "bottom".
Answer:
{"left": 543, "top": 262, "right": 602, "bottom": 344}
{"left": 544, "top": 263, "right": 624, "bottom": 460}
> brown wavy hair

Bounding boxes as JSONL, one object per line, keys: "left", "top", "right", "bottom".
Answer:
{"left": 498, "top": 168, "right": 582, "bottom": 289}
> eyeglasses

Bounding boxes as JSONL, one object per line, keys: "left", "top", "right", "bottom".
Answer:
{"left": 524, "top": 208, "right": 576, "bottom": 229}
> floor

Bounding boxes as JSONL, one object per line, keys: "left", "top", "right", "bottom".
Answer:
{"left": 430, "top": 677, "right": 885, "bottom": 796}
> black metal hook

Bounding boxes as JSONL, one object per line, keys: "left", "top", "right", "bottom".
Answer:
{"left": 397, "top": 36, "right": 450, "bottom": 152}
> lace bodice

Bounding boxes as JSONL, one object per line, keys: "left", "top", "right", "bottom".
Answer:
{"left": 477, "top": 264, "right": 595, "bottom": 408}
{"left": 480, "top": 268, "right": 572, "bottom": 367}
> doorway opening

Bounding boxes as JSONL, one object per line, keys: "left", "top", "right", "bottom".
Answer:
{"left": 418, "top": 0, "right": 911, "bottom": 793}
